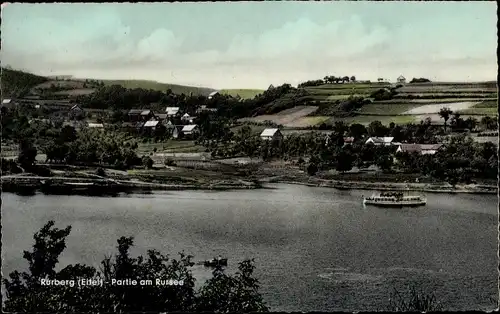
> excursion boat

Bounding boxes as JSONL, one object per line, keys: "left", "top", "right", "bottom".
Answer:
{"left": 363, "top": 191, "right": 426, "bottom": 207}
{"left": 204, "top": 256, "right": 228, "bottom": 267}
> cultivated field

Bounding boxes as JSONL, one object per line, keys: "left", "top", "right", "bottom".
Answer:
{"left": 239, "top": 106, "right": 321, "bottom": 127}
{"left": 403, "top": 101, "right": 479, "bottom": 114}
{"left": 219, "top": 89, "right": 264, "bottom": 99}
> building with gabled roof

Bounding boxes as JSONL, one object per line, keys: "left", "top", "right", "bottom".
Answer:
{"left": 365, "top": 137, "right": 394, "bottom": 146}
{"left": 260, "top": 128, "right": 284, "bottom": 142}
{"left": 165, "top": 107, "right": 180, "bottom": 117}
{"left": 208, "top": 91, "right": 219, "bottom": 99}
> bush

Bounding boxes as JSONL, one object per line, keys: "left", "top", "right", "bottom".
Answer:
{"left": 2, "top": 221, "right": 269, "bottom": 313}
{"left": 142, "top": 156, "right": 154, "bottom": 169}
{"left": 164, "top": 159, "right": 177, "bottom": 166}
{"left": 95, "top": 168, "right": 106, "bottom": 176}
{"left": 388, "top": 285, "right": 441, "bottom": 311}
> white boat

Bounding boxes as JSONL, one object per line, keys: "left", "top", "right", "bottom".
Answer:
{"left": 363, "top": 191, "right": 426, "bottom": 207}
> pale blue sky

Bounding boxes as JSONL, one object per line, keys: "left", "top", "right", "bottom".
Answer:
{"left": 1, "top": 2, "right": 497, "bottom": 89}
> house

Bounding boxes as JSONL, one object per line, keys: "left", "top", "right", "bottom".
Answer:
{"left": 396, "top": 143, "right": 442, "bottom": 155}
{"left": 365, "top": 137, "right": 394, "bottom": 146}
{"left": 88, "top": 123, "right": 104, "bottom": 129}
{"left": 181, "top": 124, "right": 199, "bottom": 139}
{"left": 208, "top": 91, "right": 220, "bottom": 100}
{"left": 63, "top": 120, "right": 86, "bottom": 130}
{"left": 135, "top": 121, "right": 145, "bottom": 132}
{"left": 397, "top": 75, "right": 406, "bottom": 84}
{"left": 1, "top": 98, "right": 16, "bottom": 109}
{"left": 155, "top": 113, "right": 169, "bottom": 121}
{"left": 343, "top": 137, "right": 355, "bottom": 145}
{"left": 142, "top": 120, "right": 160, "bottom": 135}
{"left": 165, "top": 107, "right": 180, "bottom": 117}
{"left": 128, "top": 109, "right": 143, "bottom": 122}
{"left": 181, "top": 113, "right": 191, "bottom": 122}
{"left": 140, "top": 110, "right": 155, "bottom": 121}
{"left": 68, "top": 104, "right": 84, "bottom": 120}
{"left": 260, "top": 128, "right": 284, "bottom": 143}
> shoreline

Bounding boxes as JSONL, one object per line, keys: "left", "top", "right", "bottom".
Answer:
{"left": 2, "top": 174, "right": 497, "bottom": 195}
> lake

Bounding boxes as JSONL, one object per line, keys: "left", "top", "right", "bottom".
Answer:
{"left": 2, "top": 184, "right": 498, "bottom": 311}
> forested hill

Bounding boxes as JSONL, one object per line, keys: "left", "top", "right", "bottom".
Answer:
{"left": 1, "top": 67, "right": 48, "bottom": 97}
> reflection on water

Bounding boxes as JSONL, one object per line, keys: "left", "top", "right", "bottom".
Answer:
{"left": 2, "top": 184, "right": 497, "bottom": 311}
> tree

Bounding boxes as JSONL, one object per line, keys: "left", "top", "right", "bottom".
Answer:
{"left": 336, "top": 150, "right": 354, "bottom": 173}
{"left": 376, "top": 154, "right": 393, "bottom": 172}
{"left": 438, "top": 107, "right": 453, "bottom": 131}
{"left": 142, "top": 155, "right": 154, "bottom": 169}
{"left": 18, "top": 139, "right": 37, "bottom": 168}
{"left": 348, "top": 123, "right": 367, "bottom": 140}
{"left": 3, "top": 221, "right": 269, "bottom": 313}
{"left": 307, "top": 163, "right": 318, "bottom": 176}
{"left": 350, "top": 76, "right": 356, "bottom": 82}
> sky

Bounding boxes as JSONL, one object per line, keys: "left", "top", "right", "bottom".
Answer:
{"left": 1, "top": 2, "right": 497, "bottom": 89}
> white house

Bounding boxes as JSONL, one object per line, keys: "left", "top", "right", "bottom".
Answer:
{"left": 181, "top": 124, "right": 199, "bottom": 139}
{"left": 165, "top": 107, "right": 180, "bottom": 117}
{"left": 396, "top": 143, "right": 442, "bottom": 155}
{"left": 260, "top": 128, "right": 284, "bottom": 142}
{"left": 88, "top": 123, "right": 104, "bottom": 128}
{"left": 397, "top": 75, "right": 406, "bottom": 84}
{"left": 181, "top": 113, "right": 191, "bottom": 122}
{"left": 182, "top": 124, "right": 198, "bottom": 134}
{"left": 2, "top": 99, "right": 12, "bottom": 104}
{"left": 365, "top": 137, "right": 394, "bottom": 146}
{"left": 143, "top": 120, "right": 160, "bottom": 130}
{"left": 208, "top": 91, "right": 220, "bottom": 99}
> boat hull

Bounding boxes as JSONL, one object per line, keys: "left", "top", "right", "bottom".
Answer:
{"left": 363, "top": 200, "right": 426, "bottom": 207}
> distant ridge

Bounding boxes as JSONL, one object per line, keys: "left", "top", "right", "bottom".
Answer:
{"left": 97, "top": 79, "right": 216, "bottom": 96}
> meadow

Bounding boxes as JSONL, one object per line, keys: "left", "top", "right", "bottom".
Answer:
{"left": 219, "top": 89, "right": 264, "bottom": 99}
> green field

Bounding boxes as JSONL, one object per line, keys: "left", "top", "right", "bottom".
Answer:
{"left": 474, "top": 100, "right": 498, "bottom": 108}
{"left": 100, "top": 79, "right": 215, "bottom": 96}
{"left": 458, "top": 107, "right": 498, "bottom": 115}
{"left": 335, "top": 115, "right": 417, "bottom": 126}
{"left": 137, "top": 140, "right": 206, "bottom": 154}
{"left": 357, "top": 103, "right": 422, "bottom": 115}
{"left": 219, "top": 89, "right": 264, "bottom": 100}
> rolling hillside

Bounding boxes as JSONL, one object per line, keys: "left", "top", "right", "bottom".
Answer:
{"left": 219, "top": 89, "right": 264, "bottom": 100}
{"left": 242, "top": 81, "right": 498, "bottom": 128}
{"left": 99, "top": 79, "right": 215, "bottom": 96}
{"left": 1, "top": 67, "right": 48, "bottom": 97}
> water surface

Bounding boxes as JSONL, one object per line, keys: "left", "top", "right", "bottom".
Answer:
{"left": 2, "top": 184, "right": 497, "bottom": 311}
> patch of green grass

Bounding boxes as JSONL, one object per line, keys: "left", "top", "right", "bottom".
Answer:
{"left": 357, "top": 103, "right": 423, "bottom": 115}
{"left": 137, "top": 140, "right": 205, "bottom": 153}
{"left": 305, "top": 83, "right": 389, "bottom": 90}
{"left": 230, "top": 123, "right": 267, "bottom": 134}
{"left": 219, "top": 89, "right": 264, "bottom": 100}
{"left": 474, "top": 100, "right": 498, "bottom": 108}
{"left": 297, "top": 116, "right": 330, "bottom": 126}
{"left": 336, "top": 115, "right": 417, "bottom": 126}
{"left": 458, "top": 107, "right": 498, "bottom": 115}
{"left": 100, "top": 79, "right": 214, "bottom": 96}
{"left": 304, "top": 87, "right": 377, "bottom": 96}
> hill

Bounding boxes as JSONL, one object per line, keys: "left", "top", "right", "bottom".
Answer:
{"left": 242, "top": 81, "right": 498, "bottom": 128}
{"left": 99, "top": 79, "right": 215, "bottom": 96}
{"left": 219, "top": 89, "right": 264, "bottom": 100}
{"left": 1, "top": 67, "right": 48, "bottom": 97}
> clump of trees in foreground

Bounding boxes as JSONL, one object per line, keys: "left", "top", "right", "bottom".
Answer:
{"left": 4, "top": 221, "right": 446, "bottom": 312}
{"left": 3, "top": 221, "right": 269, "bottom": 313}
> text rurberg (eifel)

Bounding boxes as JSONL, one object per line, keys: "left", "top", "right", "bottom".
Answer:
{"left": 40, "top": 278, "right": 184, "bottom": 287}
